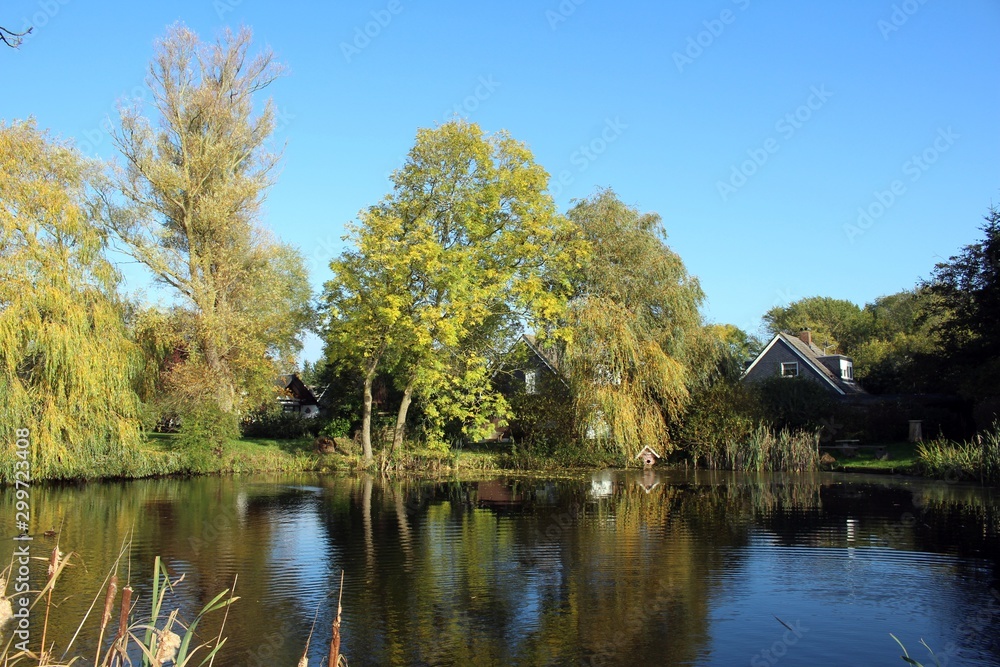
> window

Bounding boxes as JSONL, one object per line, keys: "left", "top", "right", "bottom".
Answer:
{"left": 525, "top": 370, "right": 538, "bottom": 395}
{"left": 842, "top": 362, "right": 854, "bottom": 380}
{"left": 780, "top": 362, "right": 799, "bottom": 378}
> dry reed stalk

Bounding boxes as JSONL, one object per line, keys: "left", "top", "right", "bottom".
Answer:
{"left": 39, "top": 545, "right": 62, "bottom": 663}
{"left": 328, "top": 571, "right": 345, "bottom": 667}
{"left": 207, "top": 575, "right": 238, "bottom": 667}
{"left": 298, "top": 598, "right": 322, "bottom": 667}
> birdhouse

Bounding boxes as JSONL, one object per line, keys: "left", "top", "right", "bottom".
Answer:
{"left": 635, "top": 445, "right": 661, "bottom": 468}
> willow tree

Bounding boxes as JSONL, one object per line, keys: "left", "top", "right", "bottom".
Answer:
{"left": 323, "top": 120, "right": 577, "bottom": 463}
{"left": 103, "top": 25, "right": 312, "bottom": 433}
{"left": 562, "top": 189, "right": 703, "bottom": 456}
{"left": 0, "top": 120, "right": 142, "bottom": 481}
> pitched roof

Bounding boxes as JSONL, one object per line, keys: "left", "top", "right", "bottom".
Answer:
{"left": 742, "top": 333, "right": 866, "bottom": 395}
{"left": 522, "top": 334, "right": 565, "bottom": 379}
{"left": 275, "top": 374, "right": 319, "bottom": 404}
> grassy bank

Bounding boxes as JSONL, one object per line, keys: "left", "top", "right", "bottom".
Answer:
{"left": 915, "top": 424, "right": 1000, "bottom": 485}
{"left": 823, "top": 424, "right": 1000, "bottom": 486}
{"left": 826, "top": 442, "right": 921, "bottom": 475}
{"left": 10, "top": 424, "right": 998, "bottom": 485}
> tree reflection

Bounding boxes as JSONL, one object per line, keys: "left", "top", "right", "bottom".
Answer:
{"left": 1, "top": 472, "right": 998, "bottom": 666}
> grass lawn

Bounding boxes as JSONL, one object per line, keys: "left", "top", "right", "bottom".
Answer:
{"left": 140, "top": 433, "right": 521, "bottom": 476}
{"left": 824, "top": 441, "right": 921, "bottom": 474}
{"left": 142, "top": 431, "right": 324, "bottom": 474}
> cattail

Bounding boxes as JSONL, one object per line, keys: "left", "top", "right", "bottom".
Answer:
{"left": 96, "top": 575, "right": 120, "bottom": 667}
{"left": 47, "top": 547, "right": 63, "bottom": 580}
{"left": 153, "top": 628, "right": 181, "bottom": 665}
{"left": 328, "top": 617, "right": 340, "bottom": 667}
{"left": 329, "top": 570, "right": 344, "bottom": 667}
{"left": 0, "top": 580, "right": 11, "bottom": 629}
{"left": 101, "top": 575, "right": 119, "bottom": 632}
{"left": 117, "top": 586, "right": 133, "bottom": 641}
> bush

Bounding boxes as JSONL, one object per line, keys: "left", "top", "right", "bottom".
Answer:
{"left": 176, "top": 402, "right": 239, "bottom": 471}
{"left": 321, "top": 417, "right": 353, "bottom": 439}
{"left": 753, "top": 377, "right": 834, "bottom": 431}
{"left": 678, "top": 380, "right": 759, "bottom": 468}
{"left": 240, "top": 408, "right": 317, "bottom": 439}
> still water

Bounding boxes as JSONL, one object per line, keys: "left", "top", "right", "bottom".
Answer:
{"left": 3, "top": 470, "right": 999, "bottom": 666}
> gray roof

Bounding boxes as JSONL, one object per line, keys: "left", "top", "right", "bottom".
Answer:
{"left": 775, "top": 333, "right": 865, "bottom": 395}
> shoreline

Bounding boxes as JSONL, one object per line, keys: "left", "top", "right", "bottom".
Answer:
{"left": 5, "top": 433, "right": 986, "bottom": 488}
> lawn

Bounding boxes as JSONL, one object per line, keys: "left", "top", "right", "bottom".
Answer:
{"left": 823, "top": 441, "right": 920, "bottom": 474}
{"left": 142, "top": 431, "right": 323, "bottom": 474}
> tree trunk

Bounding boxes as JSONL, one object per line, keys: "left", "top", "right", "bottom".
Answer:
{"left": 389, "top": 381, "right": 414, "bottom": 461}
{"left": 361, "top": 361, "right": 378, "bottom": 465}
{"left": 200, "top": 315, "right": 235, "bottom": 414}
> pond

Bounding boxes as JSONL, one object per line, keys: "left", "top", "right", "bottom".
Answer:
{"left": 2, "top": 470, "right": 999, "bottom": 666}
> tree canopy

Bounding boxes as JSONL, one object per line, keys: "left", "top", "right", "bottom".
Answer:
{"left": 924, "top": 208, "right": 1000, "bottom": 399}
{"left": 560, "top": 189, "right": 704, "bottom": 455}
{"left": 763, "top": 296, "right": 868, "bottom": 354}
{"left": 1, "top": 120, "right": 143, "bottom": 480}
{"left": 103, "top": 25, "right": 313, "bottom": 432}
{"left": 322, "top": 120, "right": 578, "bottom": 463}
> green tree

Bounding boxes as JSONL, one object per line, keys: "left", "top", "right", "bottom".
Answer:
{"left": 103, "top": 25, "right": 313, "bottom": 431}
{"left": 924, "top": 207, "right": 1000, "bottom": 400}
{"left": 0, "top": 120, "right": 143, "bottom": 480}
{"left": 561, "top": 189, "right": 704, "bottom": 456}
{"left": 850, "top": 288, "right": 940, "bottom": 393}
{"left": 763, "top": 296, "right": 869, "bottom": 354}
{"left": 322, "top": 120, "right": 577, "bottom": 463}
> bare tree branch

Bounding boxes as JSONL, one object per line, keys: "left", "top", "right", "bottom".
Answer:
{"left": 1, "top": 25, "right": 31, "bottom": 49}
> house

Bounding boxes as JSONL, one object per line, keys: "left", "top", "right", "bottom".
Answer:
{"left": 512, "top": 334, "right": 567, "bottom": 394}
{"left": 274, "top": 374, "right": 321, "bottom": 418}
{"left": 486, "top": 334, "right": 573, "bottom": 442}
{"left": 741, "top": 331, "right": 865, "bottom": 397}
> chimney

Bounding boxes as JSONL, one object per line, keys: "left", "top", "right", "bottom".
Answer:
{"left": 797, "top": 330, "right": 812, "bottom": 346}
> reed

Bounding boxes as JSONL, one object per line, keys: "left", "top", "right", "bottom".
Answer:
{"left": 890, "top": 633, "right": 943, "bottom": 666}
{"left": 720, "top": 424, "right": 819, "bottom": 472}
{"left": 0, "top": 550, "right": 349, "bottom": 667}
{"left": 0, "top": 550, "right": 237, "bottom": 666}
{"left": 917, "top": 421, "right": 1000, "bottom": 485}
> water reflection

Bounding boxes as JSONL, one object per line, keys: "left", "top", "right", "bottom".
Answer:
{"left": 2, "top": 471, "right": 998, "bottom": 666}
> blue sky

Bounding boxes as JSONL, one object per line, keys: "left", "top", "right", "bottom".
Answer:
{"left": 3, "top": 0, "right": 998, "bottom": 363}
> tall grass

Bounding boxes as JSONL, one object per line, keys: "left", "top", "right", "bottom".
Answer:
{"left": 0, "top": 546, "right": 236, "bottom": 666}
{"left": 917, "top": 421, "right": 1000, "bottom": 485}
{"left": 0, "top": 543, "right": 349, "bottom": 666}
{"left": 720, "top": 424, "right": 819, "bottom": 472}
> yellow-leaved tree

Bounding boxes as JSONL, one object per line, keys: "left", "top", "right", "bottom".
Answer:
{"left": 102, "top": 25, "right": 313, "bottom": 453}
{"left": 322, "top": 120, "right": 580, "bottom": 464}
{"left": 0, "top": 120, "right": 143, "bottom": 481}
